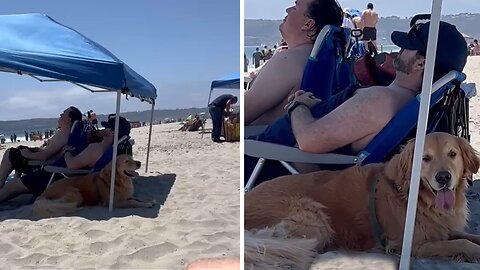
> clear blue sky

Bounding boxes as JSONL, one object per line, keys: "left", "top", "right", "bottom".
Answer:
{"left": 245, "top": 0, "right": 480, "bottom": 19}
{"left": 0, "top": 0, "right": 240, "bottom": 120}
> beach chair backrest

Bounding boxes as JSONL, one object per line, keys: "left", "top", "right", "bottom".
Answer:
{"left": 67, "top": 120, "right": 90, "bottom": 156}
{"left": 300, "top": 25, "right": 352, "bottom": 101}
{"left": 46, "top": 120, "right": 89, "bottom": 168}
{"left": 91, "top": 135, "right": 130, "bottom": 172}
{"left": 359, "top": 71, "right": 466, "bottom": 165}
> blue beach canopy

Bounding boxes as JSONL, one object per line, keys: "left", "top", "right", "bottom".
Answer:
{"left": 0, "top": 13, "right": 157, "bottom": 102}
{"left": 210, "top": 72, "right": 240, "bottom": 90}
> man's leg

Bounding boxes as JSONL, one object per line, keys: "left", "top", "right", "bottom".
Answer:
{"left": 0, "top": 148, "right": 15, "bottom": 188}
{"left": 209, "top": 107, "right": 222, "bottom": 142}
{"left": 0, "top": 177, "right": 30, "bottom": 203}
{"left": 209, "top": 107, "right": 217, "bottom": 140}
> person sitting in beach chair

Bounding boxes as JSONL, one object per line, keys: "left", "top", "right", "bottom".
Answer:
{"left": 0, "top": 116, "right": 131, "bottom": 203}
{"left": 245, "top": 21, "right": 469, "bottom": 184}
{"left": 178, "top": 115, "right": 202, "bottom": 132}
{"left": 244, "top": 0, "right": 343, "bottom": 126}
{"left": 0, "top": 106, "right": 82, "bottom": 188}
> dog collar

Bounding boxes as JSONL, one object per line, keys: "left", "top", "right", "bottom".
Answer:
{"left": 369, "top": 177, "right": 387, "bottom": 248}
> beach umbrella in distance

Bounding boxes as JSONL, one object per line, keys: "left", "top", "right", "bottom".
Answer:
{"left": 344, "top": 8, "right": 362, "bottom": 18}
{"left": 399, "top": 1, "right": 443, "bottom": 269}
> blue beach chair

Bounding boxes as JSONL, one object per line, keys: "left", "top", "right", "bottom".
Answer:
{"left": 244, "top": 71, "right": 470, "bottom": 192}
{"left": 245, "top": 25, "right": 353, "bottom": 137}
{"left": 26, "top": 120, "right": 90, "bottom": 169}
{"left": 42, "top": 134, "right": 132, "bottom": 188}
{"left": 300, "top": 25, "right": 354, "bottom": 101}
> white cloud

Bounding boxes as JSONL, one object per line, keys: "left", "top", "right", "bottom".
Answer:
{"left": 0, "top": 86, "right": 152, "bottom": 120}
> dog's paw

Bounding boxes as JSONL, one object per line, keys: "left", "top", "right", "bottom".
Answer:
{"left": 385, "top": 243, "right": 399, "bottom": 255}
{"left": 145, "top": 200, "right": 157, "bottom": 208}
{"left": 453, "top": 254, "right": 480, "bottom": 263}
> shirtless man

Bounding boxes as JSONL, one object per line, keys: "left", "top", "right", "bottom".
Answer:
{"left": 361, "top": 3, "right": 379, "bottom": 49}
{"left": 244, "top": 0, "right": 342, "bottom": 126}
{"left": 250, "top": 21, "right": 467, "bottom": 161}
{"left": 0, "top": 106, "right": 82, "bottom": 187}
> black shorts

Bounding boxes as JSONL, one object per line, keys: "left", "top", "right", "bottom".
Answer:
{"left": 363, "top": 27, "right": 377, "bottom": 41}
{"left": 8, "top": 146, "right": 37, "bottom": 174}
{"left": 20, "top": 170, "right": 65, "bottom": 195}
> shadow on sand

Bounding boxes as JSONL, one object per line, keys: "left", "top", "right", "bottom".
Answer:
{"left": 0, "top": 173, "right": 176, "bottom": 221}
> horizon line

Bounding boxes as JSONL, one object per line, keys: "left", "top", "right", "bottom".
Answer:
{"left": 245, "top": 12, "right": 480, "bottom": 20}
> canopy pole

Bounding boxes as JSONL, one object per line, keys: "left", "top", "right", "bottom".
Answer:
{"left": 145, "top": 102, "right": 155, "bottom": 173}
{"left": 399, "top": 1, "right": 442, "bottom": 269}
{"left": 108, "top": 90, "right": 122, "bottom": 212}
{"left": 202, "top": 88, "right": 214, "bottom": 139}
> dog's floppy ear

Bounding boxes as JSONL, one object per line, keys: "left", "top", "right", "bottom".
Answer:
{"left": 456, "top": 136, "right": 480, "bottom": 182}
{"left": 100, "top": 160, "right": 114, "bottom": 181}
{"left": 385, "top": 138, "right": 415, "bottom": 182}
{"left": 398, "top": 138, "right": 416, "bottom": 179}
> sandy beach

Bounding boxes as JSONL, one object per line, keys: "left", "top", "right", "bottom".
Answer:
{"left": 0, "top": 122, "right": 240, "bottom": 269}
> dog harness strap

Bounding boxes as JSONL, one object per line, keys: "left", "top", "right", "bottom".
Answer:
{"left": 369, "top": 177, "right": 386, "bottom": 248}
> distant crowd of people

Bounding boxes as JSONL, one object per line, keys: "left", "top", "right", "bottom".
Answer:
{"left": 5, "top": 130, "right": 56, "bottom": 144}
{"left": 245, "top": 43, "right": 288, "bottom": 72}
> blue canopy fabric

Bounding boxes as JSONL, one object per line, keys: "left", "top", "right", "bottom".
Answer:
{"left": 0, "top": 13, "right": 157, "bottom": 102}
{"left": 210, "top": 72, "right": 240, "bottom": 90}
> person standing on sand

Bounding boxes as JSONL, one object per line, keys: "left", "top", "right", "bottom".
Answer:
{"left": 90, "top": 110, "right": 98, "bottom": 129}
{"left": 208, "top": 94, "right": 238, "bottom": 143}
{"left": 252, "top": 48, "right": 262, "bottom": 68}
{"left": 361, "top": 3, "right": 379, "bottom": 49}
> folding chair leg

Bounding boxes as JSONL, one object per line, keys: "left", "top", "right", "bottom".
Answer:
{"left": 46, "top": 173, "right": 56, "bottom": 189}
{"left": 279, "top": 161, "right": 299, "bottom": 174}
{"left": 244, "top": 158, "right": 266, "bottom": 193}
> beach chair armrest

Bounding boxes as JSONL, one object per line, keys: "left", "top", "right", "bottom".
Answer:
{"left": 245, "top": 139, "right": 360, "bottom": 165}
{"left": 43, "top": 166, "right": 91, "bottom": 175}
{"left": 28, "top": 159, "right": 56, "bottom": 166}
{"left": 244, "top": 125, "right": 268, "bottom": 137}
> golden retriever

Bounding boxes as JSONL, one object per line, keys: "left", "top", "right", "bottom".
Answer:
{"left": 245, "top": 132, "right": 480, "bottom": 269}
{"left": 33, "top": 154, "right": 154, "bottom": 218}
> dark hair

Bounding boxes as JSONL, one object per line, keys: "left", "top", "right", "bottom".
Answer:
{"left": 306, "top": 0, "right": 343, "bottom": 40}
{"left": 367, "top": 3, "right": 374, "bottom": 9}
{"left": 231, "top": 96, "right": 238, "bottom": 103}
{"left": 68, "top": 106, "right": 83, "bottom": 125}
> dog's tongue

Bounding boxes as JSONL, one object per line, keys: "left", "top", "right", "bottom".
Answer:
{"left": 435, "top": 189, "right": 455, "bottom": 210}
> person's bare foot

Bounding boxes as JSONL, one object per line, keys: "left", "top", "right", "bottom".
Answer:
{"left": 185, "top": 258, "right": 240, "bottom": 270}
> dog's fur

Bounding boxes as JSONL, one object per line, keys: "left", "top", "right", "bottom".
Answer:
{"left": 245, "top": 133, "right": 480, "bottom": 269}
{"left": 33, "top": 154, "right": 154, "bottom": 218}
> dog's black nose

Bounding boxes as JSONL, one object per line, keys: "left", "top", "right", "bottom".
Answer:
{"left": 135, "top": 161, "right": 141, "bottom": 167}
{"left": 435, "top": 171, "right": 452, "bottom": 187}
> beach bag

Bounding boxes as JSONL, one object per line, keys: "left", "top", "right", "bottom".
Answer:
{"left": 353, "top": 43, "right": 397, "bottom": 86}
